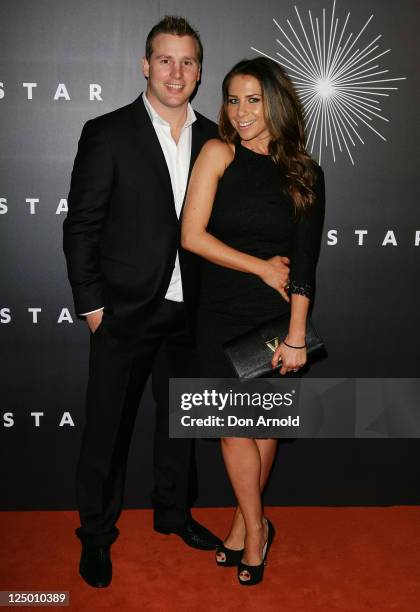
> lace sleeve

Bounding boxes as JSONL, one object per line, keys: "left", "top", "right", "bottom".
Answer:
{"left": 289, "top": 280, "right": 313, "bottom": 299}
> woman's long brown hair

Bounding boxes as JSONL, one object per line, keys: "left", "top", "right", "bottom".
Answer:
{"left": 219, "top": 57, "right": 317, "bottom": 212}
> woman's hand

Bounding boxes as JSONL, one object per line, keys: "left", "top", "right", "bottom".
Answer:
{"left": 271, "top": 337, "right": 307, "bottom": 376}
{"left": 259, "top": 256, "right": 290, "bottom": 302}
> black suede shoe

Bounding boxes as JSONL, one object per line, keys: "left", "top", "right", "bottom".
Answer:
{"left": 79, "top": 545, "right": 112, "bottom": 588}
{"left": 154, "top": 518, "right": 222, "bottom": 550}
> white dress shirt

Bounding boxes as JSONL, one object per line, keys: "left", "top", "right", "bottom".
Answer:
{"left": 80, "top": 92, "right": 196, "bottom": 315}
{"left": 142, "top": 91, "right": 196, "bottom": 302}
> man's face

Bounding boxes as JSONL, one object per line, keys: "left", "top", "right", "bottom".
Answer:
{"left": 143, "top": 33, "right": 201, "bottom": 110}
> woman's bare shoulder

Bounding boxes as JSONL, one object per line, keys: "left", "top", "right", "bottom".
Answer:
{"left": 198, "top": 138, "right": 235, "bottom": 173}
{"left": 200, "top": 139, "right": 234, "bottom": 159}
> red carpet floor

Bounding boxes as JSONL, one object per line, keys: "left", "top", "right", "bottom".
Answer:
{"left": 1, "top": 507, "right": 419, "bottom": 611}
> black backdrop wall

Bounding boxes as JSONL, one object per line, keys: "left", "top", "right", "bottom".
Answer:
{"left": 1, "top": 0, "right": 419, "bottom": 510}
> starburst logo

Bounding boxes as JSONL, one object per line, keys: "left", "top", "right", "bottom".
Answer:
{"left": 252, "top": 0, "right": 406, "bottom": 164}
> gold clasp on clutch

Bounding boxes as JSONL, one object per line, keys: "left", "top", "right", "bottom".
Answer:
{"left": 265, "top": 337, "right": 280, "bottom": 352}
{"left": 266, "top": 337, "right": 282, "bottom": 363}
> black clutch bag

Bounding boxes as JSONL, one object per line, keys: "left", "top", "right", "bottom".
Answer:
{"left": 223, "top": 313, "right": 325, "bottom": 379}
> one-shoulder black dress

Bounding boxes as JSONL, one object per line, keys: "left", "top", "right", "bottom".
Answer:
{"left": 196, "top": 140, "right": 325, "bottom": 377}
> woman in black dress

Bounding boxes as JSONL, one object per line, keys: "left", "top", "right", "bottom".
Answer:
{"left": 181, "top": 57, "right": 325, "bottom": 585}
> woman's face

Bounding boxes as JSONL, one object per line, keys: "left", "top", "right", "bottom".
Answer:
{"left": 226, "top": 74, "right": 270, "bottom": 145}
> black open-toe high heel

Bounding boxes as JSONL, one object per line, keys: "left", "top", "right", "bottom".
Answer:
{"left": 215, "top": 542, "right": 244, "bottom": 567}
{"left": 237, "top": 518, "right": 275, "bottom": 586}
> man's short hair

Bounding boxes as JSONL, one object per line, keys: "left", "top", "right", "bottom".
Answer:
{"left": 145, "top": 15, "right": 203, "bottom": 65}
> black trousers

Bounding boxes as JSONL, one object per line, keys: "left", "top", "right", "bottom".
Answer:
{"left": 75, "top": 299, "right": 197, "bottom": 548}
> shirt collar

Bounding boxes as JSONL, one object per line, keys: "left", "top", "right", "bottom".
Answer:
{"left": 142, "top": 91, "right": 196, "bottom": 129}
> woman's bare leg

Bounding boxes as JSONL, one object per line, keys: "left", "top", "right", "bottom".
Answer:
{"left": 220, "top": 438, "right": 277, "bottom": 550}
{"left": 218, "top": 437, "right": 277, "bottom": 565}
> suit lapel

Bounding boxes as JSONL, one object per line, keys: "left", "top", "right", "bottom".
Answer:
{"left": 189, "top": 118, "right": 203, "bottom": 181}
{"left": 130, "top": 95, "right": 176, "bottom": 218}
{"left": 179, "top": 117, "right": 206, "bottom": 218}
{"left": 130, "top": 95, "right": 207, "bottom": 222}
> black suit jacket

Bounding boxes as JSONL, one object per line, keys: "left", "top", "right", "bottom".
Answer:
{"left": 63, "top": 94, "right": 218, "bottom": 330}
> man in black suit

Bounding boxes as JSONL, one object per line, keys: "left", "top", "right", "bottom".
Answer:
{"left": 63, "top": 16, "right": 221, "bottom": 588}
